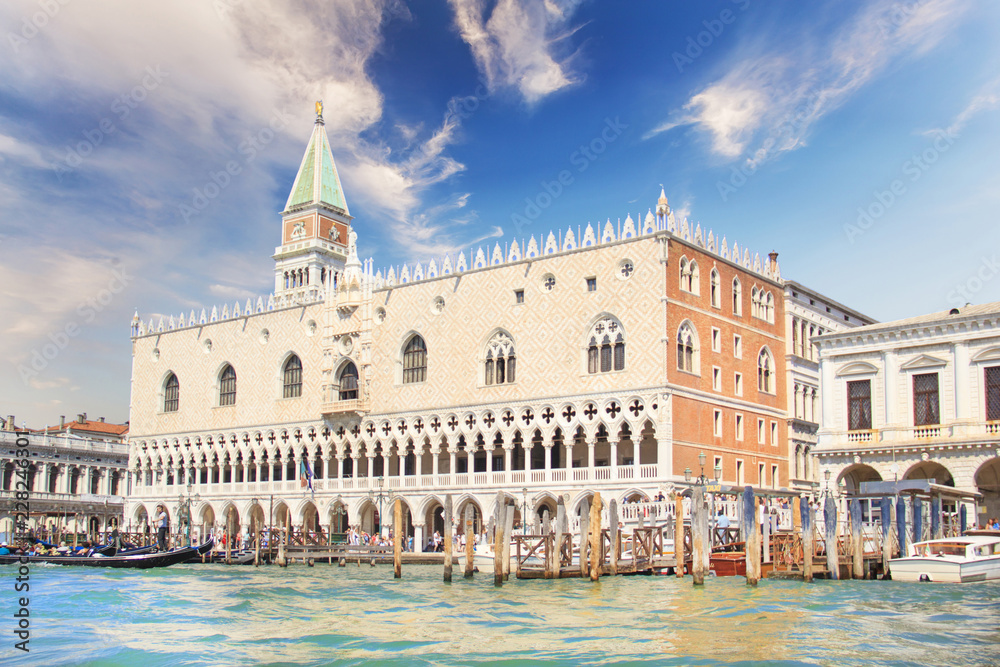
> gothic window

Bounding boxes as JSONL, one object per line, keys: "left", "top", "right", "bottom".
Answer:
{"left": 848, "top": 380, "right": 872, "bottom": 430}
{"left": 710, "top": 269, "right": 720, "bottom": 307}
{"left": 219, "top": 364, "right": 237, "bottom": 406}
{"left": 732, "top": 277, "right": 742, "bottom": 315}
{"left": 913, "top": 373, "right": 940, "bottom": 426}
{"left": 402, "top": 335, "right": 427, "bottom": 384}
{"left": 587, "top": 316, "right": 625, "bottom": 374}
{"left": 757, "top": 348, "right": 774, "bottom": 393}
{"left": 987, "top": 366, "right": 1000, "bottom": 421}
{"left": 163, "top": 373, "right": 179, "bottom": 412}
{"left": 751, "top": 287, "right": 760, "bottom": 318}
{"left": 484, "top": 331, "right": 516, "bottom": 385}
{"left": 283, "top": 355, "right": 303, "bottom": 398}
{"left": 676, "top": 322, "right": 698, "bottom": 373}
{"left": 765, "top": 291, "right": 775, "bottom": 323}
{"left": 679, "top": 257, "right": 699, "bottom": 294}
{"left": 338, "top": 362, "right": 359, "bottom": 400}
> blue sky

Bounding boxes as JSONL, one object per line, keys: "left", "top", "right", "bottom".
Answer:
{"left": 1, "top": 0, "right": 999, "bottom": 427}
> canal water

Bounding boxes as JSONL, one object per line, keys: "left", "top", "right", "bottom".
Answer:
{"left": 8, "top": 563, "right": 999, "bottom": 666}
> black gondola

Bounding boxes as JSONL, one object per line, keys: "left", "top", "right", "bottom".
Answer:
{"left": 0, "top": 538, "right": 214, "bottom": 569}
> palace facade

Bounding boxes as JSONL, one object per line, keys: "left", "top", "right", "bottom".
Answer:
{"left": 126, "top": 107, "right": 863, "bottom": 547}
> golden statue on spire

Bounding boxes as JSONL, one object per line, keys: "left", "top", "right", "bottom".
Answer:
{"left": 315, "top": 100, "right": 323, "bottom": 117}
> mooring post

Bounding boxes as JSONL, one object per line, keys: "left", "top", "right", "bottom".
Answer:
{"left": 552, "top": 498, "right": 566, "bottom": 579}
{"left": 762, "top": 507, "right": 771, "bottom": 565}
{"left": 579, "top": 498, "right": 590, "bottom": 578}
{"left": 824, "top": 496, "right": 838, "bottom": 580}
{"left": 879, "top": 496, "right": 891, "bottom": 577}
{"left": 895, "top": 496, "right": 907, "bottom": 559}
{"left": 743, "top": 487, "right": 760, "bottom": 586}
{"left": 464, "top": 504, "right": 475, "bottom": 579}
{"left": 494, "top": 502, "right": 505, "bottom": 587}
{"left": 691, "top": 486, "right": 706, "bottom": 586}
{"left": 503, "top": 503, "right": 515, "bottom": 581}
{"left": 913, "top": 497, "right": 923, "bottom": 544}
{"left": 608, "top": 497, "right": 619, "bottom": 577}
{"left": 675, "top": 493, "right": 685, "bottom": 578}
{"left": 443, "top": 494, "right": 453, "bottom": 583}
{"left": 393, "top": 497, "right": 403, "bottom": 579}
{"left": 542, "top": 509, "right": 550, "bottom": 535}
{"left": 850, "top": 498, "right": 863, "bottom": 579}
{"left": 960, "top": 503, "right": 967, "bottom": 534}
{"left": 254, "top": 529, "right": 261, "bottom": 568}
{"left": 931, "top": 496, "right": 942, "bottom": 539}
{"left": 589, "top": 492, "right": 603, "bottom": 582}
{"left": 801, "top": 496, "right": 813, "bottom": 582}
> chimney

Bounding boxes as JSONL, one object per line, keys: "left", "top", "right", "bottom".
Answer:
{"left": 60, "top": 415, "right": 66, "bottom": 428}
{"left": 768, "top": 251, "right": 779, "bottom": 274}
{"left": 77, "top": 413, "right": 86, "bottom": 424}
{"left": 6, "top": 415, "right": 14, "bottom": 432}
{"left": 99, "top": 417, "right": 106, "bottom": 423}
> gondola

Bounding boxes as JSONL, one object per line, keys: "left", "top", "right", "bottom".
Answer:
{"left": 0, "top": 538, "right": 214, "bottom": 569}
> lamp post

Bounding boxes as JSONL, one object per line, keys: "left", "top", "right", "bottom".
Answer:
{"left": 368, "top": 476, "right": 392, "bottom": 536}
{"left": 521, "top": 487, "right": 529, "bottom": 533}
{"left": 697, "top": 452, "right": 708, "bottom": 485}
{"left": 824, "top": 468, "right": 832, "bottom": 497}
{"left": 177, "top": 482, "right": 200, "bottom": 546}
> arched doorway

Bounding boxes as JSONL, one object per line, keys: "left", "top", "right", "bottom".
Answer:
{"left": 904, "top": 461, "right": 955, "bottom": 486}
{"left": 328, "top": 501, "right": 348, "bottom": 533}
{"left": 839, "top": 464, "right": 882, "bottom": 493}
{"left": 424, "top": 498, "right": 445, "bottom": 540}
{"left": 975, "top": 457, "right": 1000, "bottom": 522}
{"left": 301, "top": 502, "right": 320, "bottom": 535}
{"left": 200, "top": 505, "right": 216, "bottom": 541}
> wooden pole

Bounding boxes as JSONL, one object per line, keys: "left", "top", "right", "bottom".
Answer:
{"left": 443, "top": 495, "right": 453, "bottom": 582}
{"left": 691, "top": 486, "right": 705, "bottom": 586}
{"left": 675, "top": 493, "right": 685, "bottom": 578}
{"left": 464, "top": 504, "right": 475, "bottom": 579}
{"left": 880, "top": 496, "right": 892, "bottom": 578}
{"left": 254, "top": 529, "right": 260, "bottom": 567}
{"left": 762, "top": 506, "right": 771, "bottom": 565}
{"left": 608, "top": 498, "right": 619, "bottom": 577}
{"left": 743, "top": 487, "right": 760, "bottom": 586}
{"left": 503, "top": 503, "right": 515, "bottom": 581}
{"left": 393, "top": 497, "right": 403, "bottom": 579}
{"left": 552, "top": 498, "right": 565, "bottom": 579}
{"left": 578, "top": 498, "right": 590, "bottom": 578}
{"left": 850, "top": 498, "right": 863, "bottom": 579}
{"left": 895, "top": 495, "right": 907, "bottom": 560}
{"left": 226, "top": 511, "right": 232, "bottom": 565}
{"left": 589, "top": 492, "right": 603, "bottom": 582}
{"left": 493, "top": 500, "right": 505, "bottom": 587}
{"left": 824, "top": 496, "right": 839, "bottom": 580}
{"left": 801, "top": 496, "right": 813, "bottom": 582}
{"left": 931, "top": 496, "right": 942, "bottom": 539}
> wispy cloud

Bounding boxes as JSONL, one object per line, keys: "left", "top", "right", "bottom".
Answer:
{"left": 447, "top": 0, "right": 586, "bottom": 104}
{"left": 925, "top": 78, "right": 1000, "bottom": 137}
{"left": 646, "top": 0, "right": 972, "bottom": 166}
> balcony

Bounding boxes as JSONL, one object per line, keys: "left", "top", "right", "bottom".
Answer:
{"left": 847, "top": 429, "right": 875, "bottom": 443}
{"left": 320, "top": 397, "right": 369, "bottom": 416}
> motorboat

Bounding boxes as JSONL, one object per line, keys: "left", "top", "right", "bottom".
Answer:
{"left": 889, "top": 530, "right": 1000, "bottom": 583}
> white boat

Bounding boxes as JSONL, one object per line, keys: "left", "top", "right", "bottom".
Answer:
{"left": 889, "top": 530, "right": 1000, "bottom": 583}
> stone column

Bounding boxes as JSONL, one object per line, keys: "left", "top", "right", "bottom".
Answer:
{"left": 466, "top": 448, "right": 474, "bottom": 475}
{"left": 486, "top": 445, "right": 494, "bottom": 473}
{"left": 882, "top": 349, "right": 897, "bottom": 428}
{"left": 504, "top": 446, "right": 512, "bottom": 475}
{"left": 431, "top": 447, "right": 440, "bottom": 479}
{"left": 587, "top": 440, "right": 596, "bottom": 473}
{"left": 415, "top": 442, "right": 423, "bottom": 478}
{"left": 413, "top": 524, "right": 424, "bottom": 553}
{"left": 954, "top": 342, "right": 970, "bottom": 423}
{"left": 610, "top": 439, "right": 619, "bottom": 479}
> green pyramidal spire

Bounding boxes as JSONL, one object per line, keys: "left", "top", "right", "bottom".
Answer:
{"left": 283, "top": 101, "right": 350, "bottom": 216}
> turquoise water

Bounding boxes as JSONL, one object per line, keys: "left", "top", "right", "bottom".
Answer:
{"left": 5, "top": 562, "right": 999, "bottom": 666}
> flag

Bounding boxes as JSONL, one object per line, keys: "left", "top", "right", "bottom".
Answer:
{"left": 300, "top": 458, "right": 314, "bottom": 493}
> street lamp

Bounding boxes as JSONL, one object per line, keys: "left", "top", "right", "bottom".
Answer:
{"left": 823, "top": 469, "right": 832, "bottom": 497}
{"left": 714, "top": 462, "right": 722, "bottom": 482}
{"left": 684, "top": 468, "right": 692, "bottom": 484}
{"left": 521, "top": 487, "right": 529, "bottom": 534}
{"left": 368, "top": 476, "right": 393, "bottom": 536}
{"left": 697, "top": 452, "right": 708, "bottom": 485}
{"left": 177, "top": 482, "right": 200, "bottom": 546}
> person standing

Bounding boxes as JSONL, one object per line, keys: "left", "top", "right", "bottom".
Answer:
{"left": 155, "top": 505, "right": 169, "bottom": 551}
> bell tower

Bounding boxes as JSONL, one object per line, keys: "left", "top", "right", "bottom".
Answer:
{"left": 274, "top": 101, "right": 352, "bottom": 299}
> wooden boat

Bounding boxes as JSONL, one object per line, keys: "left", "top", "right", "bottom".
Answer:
{"left": 889, "top": 530, "right": 1000, "bottom": 583}
{"left": 185, "top": 549, "right": 256, "bottom": 565}
{"left": 0, "top": 539, "right": 213, "bottom": 569}
{"left": 683, "top": 542, "right": 775, "bottom": 577}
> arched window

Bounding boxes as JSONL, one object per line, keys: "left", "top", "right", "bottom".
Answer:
{"left": 710, "top": 269, "right": 720, "bottom": 307}
{"left": 587, "top": 317, "right": 625, "bottom": 374}
{"left": 338, "top": 362, "right": 359, "bottom": 400}
{"left": 758, "top": 348, "right": 774, "bottom": 393}
{"left": 219, "top": 365, "right": 236, "bottom": 406}
{"left": 163, "top": 373, "right": 179, "bottom": 412}
{"left": 484, "top": 331, "right": 516, "bottom": 385}
{"left": 679, "top": 257, "right": 699, "bottom": 294}
{"left": 732, "top": 277, "right": 742, "bottom": 315}
{"left": 751, "top": 287, "right": 759, "bottom": 318}
{"left": 283, "top": 355, "right": 303, "bottom": 398}
{"left": 402, "top": 335, "right": 427, "bottom": 384}
{"left": 765, "top": 291, "right": 774, "bottom": 323}
{"left": 677, "top": 322, "right": 698, "bottom": 373}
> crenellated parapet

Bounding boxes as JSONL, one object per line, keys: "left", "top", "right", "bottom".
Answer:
{"left": 370, "top": 192, "right": 781, "bottom": 291}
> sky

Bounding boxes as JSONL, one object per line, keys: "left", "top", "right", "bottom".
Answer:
{"left": 1, "top": 0, "right": 999, "bottom": 428}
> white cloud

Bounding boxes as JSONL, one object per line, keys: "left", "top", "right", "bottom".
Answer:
{"left": 647, "top": 0, "right": 972, "bottom": 166}
{"left": 0, "top": 133, "right": 48, "bottom": 168}
{"left": 447, "top": 0, "right": 585, "bottom": 104}
{"left": 926, "top": 79, "right": 1000, "bottom": 137}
